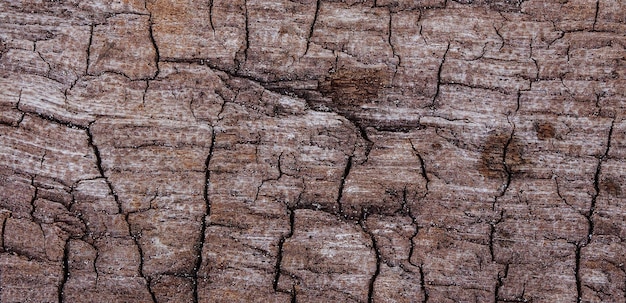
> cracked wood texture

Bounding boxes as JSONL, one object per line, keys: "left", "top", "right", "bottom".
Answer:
{"left": 1, "top": 0, "right": 626, "bottom": 302}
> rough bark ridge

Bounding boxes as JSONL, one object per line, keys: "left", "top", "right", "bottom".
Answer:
{"left": 1, "top": 0, "right": 625, "bottom": 302}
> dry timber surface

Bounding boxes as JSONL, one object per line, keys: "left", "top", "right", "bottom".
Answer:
{"left": 0, "top": 0, "right": 626, "bottom": 302}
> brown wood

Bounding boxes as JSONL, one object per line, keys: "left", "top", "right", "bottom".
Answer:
{"left": 1, "top": 0, "right": 625, "bottom": 302}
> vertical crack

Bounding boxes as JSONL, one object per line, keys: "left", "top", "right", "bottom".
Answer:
{"left": 430, "top": 42, "right": 450, "bottom": 108}
{"left": 304, "top": 0, "right": 321, "bottom": 56}
{"left": 493, "top": 118, "right": 516, "bottom": 211}
{"left": 403, "top": 187, "right": 420, "bottom": 267}
{"left": 419, "top": 264, "right": 429, "bottom": 303}
{"left": 360, "top": 214, "right": 380, "bottom": 303}
{"left": 407, "top": 140, "right": 429, "bottom": 267}
{"left": 29, "top": 176, "right": 39, "bottom": 219}
{"left": 494, "top": 263, "right": 509, "bottom": 302}
{"left": 575, "top": 243, "right": 583, "bottom": 303}
{"left": 336, "top": 155, "right": 353, "bottom": 217}
{"left": 409, "top": 140, "right": 430, "bottom": 192}
{"left": 494, "top": 25, "right": 504, "bottom": 51}
{"left": 592, "top": 0, "right": 599, "bottom": 31}
{"left": 86, "top": 126, "right": 121, "bottom": 214}
{"left": 145, "top": 1, "right": 161, "bottom": 79}
{"left": 92, "top": 243, "right": 100, "bottom": 287}
{"left": 1, "top": 215, "right": 8, "bottom": 251}
{"left": 192, "top": 128, "right": 216, "bottom": 303}
{"left": 489, "top": 210, "right": 504, "bottom": 262}
{"left": 291, "top": 284, "right": 297, "bottom": 303}
{"left": 273, "top": 209, "right": 294, "bottom": 292}
{"left": 575, "top": 119, "right": 614, "bottom": 302}
{"left": 34, "top": 45, "right": 52, "bottom": 78}
{"left": 387, "top": 9, "right": 400, "bottom": 74}
{"left": 58, "top": 239, "right": 70, "bottom": 303}
{"left": 208, "top": 0, "right": 215, "bottom": 32}
{"left": 87, "top": 126, "right": 155, "bottom": 302}
{"left": 131, "top": 229, "right": 157, "bottom": 303}
{"left": 142, "top": 80, "right": 150, "bottom": 107}
{"left": 358, "top": 125, "right": 373, "bottom": 163}
{"left": 243, "top": 0, "right": 250, "bottom": 64}
{"left": 86, "top": 24, "right": 94, "bottom": 75}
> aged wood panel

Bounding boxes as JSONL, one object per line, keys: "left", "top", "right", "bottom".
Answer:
{"left": 1, "top": 0, "right": 625, "bottom": 302}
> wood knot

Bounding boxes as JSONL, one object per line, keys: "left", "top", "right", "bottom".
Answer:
{"left": 478, "top": 132, "right": 524, "bottom": 178}
{"left": 601, "top": 178, "right": 622, "bottom": 196}
{"left": 534, "top": 121, "right": 556, "bottom": 140}
{"left": 319, "top": 68, "right": 388, "bottom": 109}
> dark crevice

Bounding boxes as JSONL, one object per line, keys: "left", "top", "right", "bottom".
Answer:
{"left": 493, "top": 120, "right": 516, "bottom": 211}
{"left": 35, "top": 46, "right": 52, "bottom": 78}
{"left": 360, "top": 215, "right": 381, "bottom": 303}
{"left": 587, "top": 119, "right": 614, "bottom": 244}
{"left": 192, "top": 128, "right": 216, "bottom": 303}
{"left": 142, "top": 80, "right": 150, "bottom": 107}
{"left": 86, "top": 126, "right": 121, "bottom": 213}
{"left": 24, "top": 111, "right": 88, "bottom": 130}
{"left": 87, "top": 125, "right": 155, "bottom": 302}
{"left": 575, "top": 119, "right": 614, "bottom": 303}
{"left": 304, "top": 0, "right": 321, "bottom": 56}
{"left": 555, "top": 175, "right": 577, "bottom": 211}
{"left": 336, "top": 155, "right": 353, "bottom": 217}
{"left": 489, "top": 211, "right": 504, "bottom": 262}
{"left": 40, "top": 151, "right": 46, "bottom": 168}
{"left": 402, "top": 140, "right": 430, "bottom": 266}
{"left": 409, "top": 140, "right": 430, "bottom": 192}
{"left": 494, "top": 25, "right": 504, "bottom": 51}
{"left": 291, "top": 284, "right": 297, "bottom": 303}
{"left": 430, "top": 42, "right": 450, "bottom": 108}
{"left": 58, "top": 239, "right": 71, "bottom": 303}
{"left": 387, "top": 10, "right": 400, "bottom": 69}
{"left": 92, "top": 243, "right": 100, "bottom": 286}
{"left": 255, "top": 152, "right": 285, "bottom": 202}
{"left": 86, "top": 24, "right": 94, "bottom": 74}
{"left": 131, "top": 228, "right": 157, "bottom": 303}
{"left": 419, "top": 264, "right": 429, "bottom": 303}
{"left": 575, "top": 244, "right": 583, "bottom": 303}
{"left": 273, "top": 209, "right": 294, "bottom": 292}
{"left": 158, "top": 57, "right": 378, "bottom": 156}
{"left": 403, "top": 187, "right": 420, "bottom": 267}
{"left": 357, "top": 125, "right": 374, "bottom": 162}
{"left": 242, "top": 0, "right": 250, "bottom": 66}
{"left": 592, "top": 0, "right": 599, "bottom": 31}
{"left": 29, "top": 176, "right": 39, "bottom": 219}
{"left": 208, "top": 0, "right": 215, "bottom": 32}
{"left": 1, "top": 215, "right": 8, "bottom": 251}
{"left": 494, "top": 263, "right": 509, "bottom": 303}
{"left": 145, "top": 2, "right": 160, "bottom": 79}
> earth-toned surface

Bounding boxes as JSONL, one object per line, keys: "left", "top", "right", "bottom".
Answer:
{"left": 1, "top": 0, "right": 625, "bottom": 302}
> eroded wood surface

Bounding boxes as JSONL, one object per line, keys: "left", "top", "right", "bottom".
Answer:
{"left": 1, "top": 0, "right": 626, "bottom": 302}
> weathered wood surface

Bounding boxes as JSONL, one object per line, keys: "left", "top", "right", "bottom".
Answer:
{"left": 1, "top": 0, "right": 625, "bottom": 302}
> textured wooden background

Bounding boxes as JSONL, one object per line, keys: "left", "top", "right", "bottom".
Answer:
{"left": 1, "top": 0, "right": 625, "bottom": 302}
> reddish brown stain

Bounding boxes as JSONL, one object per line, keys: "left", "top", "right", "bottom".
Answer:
{"left": 601, "top": 178, "right": 622, "bottom": 196}
{"left": 319, "top": 68, "right": 388, "bottom": 109}
{"left": 535, "top": 122, "right": 556, "bottom": 140}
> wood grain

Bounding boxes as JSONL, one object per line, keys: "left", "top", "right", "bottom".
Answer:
{"left": 1, "top": 0, "right": 625, "bottom": 302}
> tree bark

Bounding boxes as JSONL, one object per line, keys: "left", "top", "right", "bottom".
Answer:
{"left": 1, "top": 0, "right": 625, "bottom": 302}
